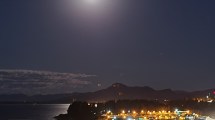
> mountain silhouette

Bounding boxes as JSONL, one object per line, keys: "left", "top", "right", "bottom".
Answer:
{"left": 0, "top": 83, "right": 214, "bottom": 103}
{"left": 55, "top": 83, "right": 213, "bottom": 103}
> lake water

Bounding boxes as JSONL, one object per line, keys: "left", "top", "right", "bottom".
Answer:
{"left": 0, "top": 104, "right": 70, "bottom": 120}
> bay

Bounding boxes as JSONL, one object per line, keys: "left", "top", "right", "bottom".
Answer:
{"left": 0, "top": 104, "right": 70, "bottom": 120}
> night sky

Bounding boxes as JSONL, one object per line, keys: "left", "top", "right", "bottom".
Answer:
{"left": 0, "top": 0, "right": 215, "bottom": 94}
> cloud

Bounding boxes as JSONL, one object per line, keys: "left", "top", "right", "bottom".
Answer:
{"left": 0, "top": 69, "right": 97, "bottom": 95}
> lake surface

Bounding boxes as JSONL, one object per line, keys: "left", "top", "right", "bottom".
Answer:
{"left": 0, "top": 104, "right": 70, "bottom": 120}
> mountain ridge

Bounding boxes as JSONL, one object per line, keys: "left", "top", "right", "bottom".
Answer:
{"left": 0, "top": 83, "right": 214, "bottom": 103}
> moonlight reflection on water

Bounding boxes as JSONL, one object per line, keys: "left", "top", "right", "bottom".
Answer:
{"left": 0, "top": 104, "right": 70, "bottom": 120}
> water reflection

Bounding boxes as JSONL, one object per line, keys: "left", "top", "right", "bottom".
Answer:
{"left": 0, "top": 104, "right": 70, "bottom": 120}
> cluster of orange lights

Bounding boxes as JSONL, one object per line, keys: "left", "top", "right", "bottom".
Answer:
{"left": 105, "top": 109, "right": 194, "bottom": 120}
{"left": 118, "top": 110, "right": 179, "bottom": 115}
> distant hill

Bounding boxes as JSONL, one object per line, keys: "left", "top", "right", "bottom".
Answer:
{"left": 0, "top": 83, "right": 214, "bottom": 103}
{"left": 57, "top": 83, "right": 214, "bottom": 102}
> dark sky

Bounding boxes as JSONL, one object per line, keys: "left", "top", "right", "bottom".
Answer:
{"left": 0, "top": 0, "right": 215, "bottom": 94}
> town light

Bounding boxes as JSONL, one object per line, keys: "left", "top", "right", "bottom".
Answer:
{"left": 187, "top": 110, "right": 190, "bottom": 114}
{"left": 94, "top": 103, "right": 98, "bottom": 108}
{"left": 141, "top": 110, "right": 144, "bottom": 113}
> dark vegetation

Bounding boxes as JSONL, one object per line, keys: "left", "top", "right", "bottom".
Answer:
{"left": 55, "top": 100, "right": 215, "bottom": 120}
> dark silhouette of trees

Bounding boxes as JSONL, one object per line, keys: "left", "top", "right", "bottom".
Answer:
{"left": 55, "top": 100, "right": 215, "bottom": 120}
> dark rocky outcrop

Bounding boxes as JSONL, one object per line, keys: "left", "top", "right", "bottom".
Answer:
{"left": 55, "top": 101, "right": 99, "bottom": 120}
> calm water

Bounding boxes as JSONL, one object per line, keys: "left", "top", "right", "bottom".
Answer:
{"left": 0, "top": 104, "right": 70, "bottom": 120}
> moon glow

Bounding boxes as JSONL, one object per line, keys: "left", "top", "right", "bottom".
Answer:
{"left": 86, "top": 0, "right": 100, "bottom": 5}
